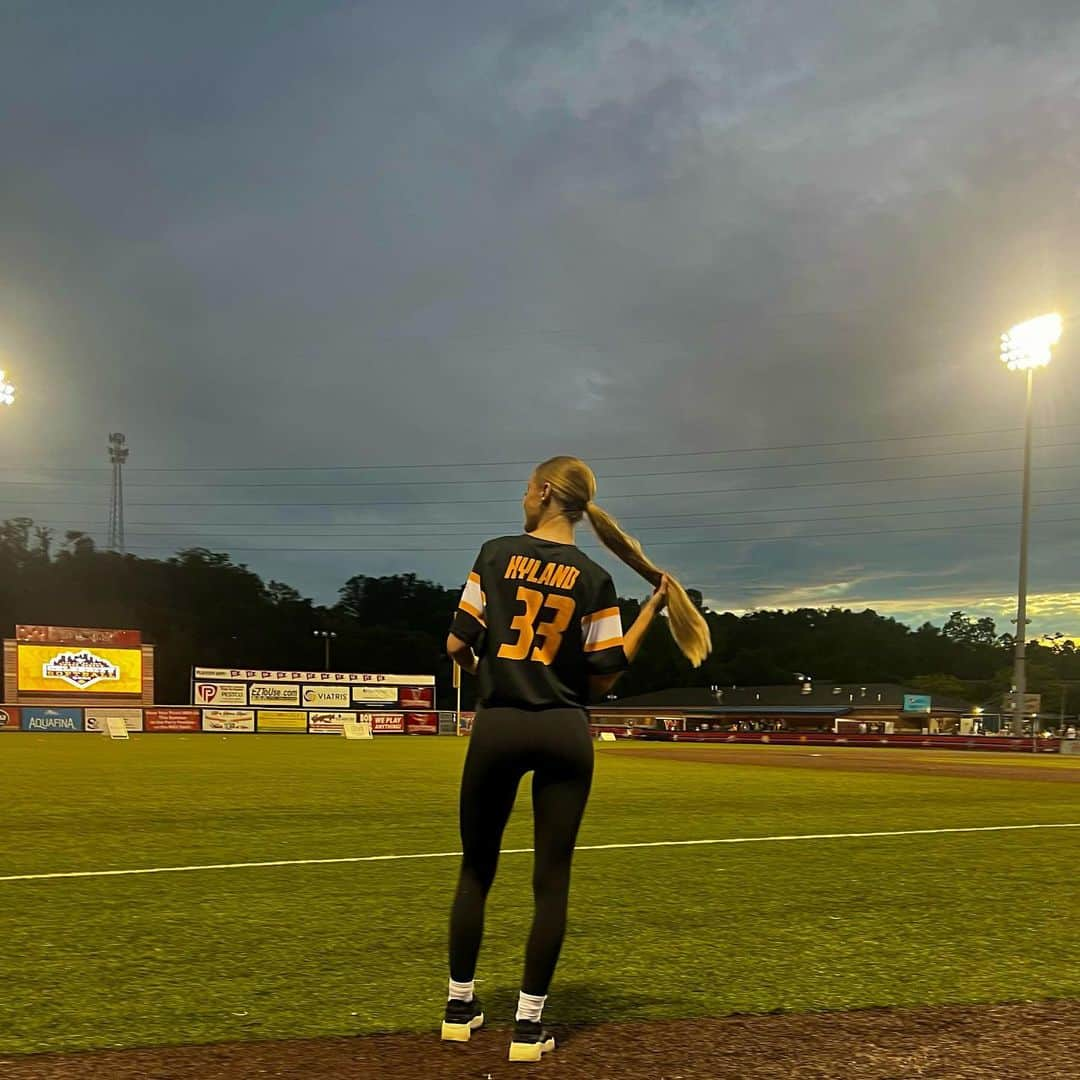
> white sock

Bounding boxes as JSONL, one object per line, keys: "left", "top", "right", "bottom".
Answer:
{"left": 515, "top": 991, "right": 547, "bottom": 1023}
{"left": 448, "top": 978, "right": 475, "bottom": 1003}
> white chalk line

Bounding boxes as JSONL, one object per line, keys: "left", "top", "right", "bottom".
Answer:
{"left": 1, "top": 822, "right": 1078, "bottom": 884}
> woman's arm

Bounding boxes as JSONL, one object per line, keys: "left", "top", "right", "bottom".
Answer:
{"left": 589, "top": 575, "right": 669, "bottom": 699}
{"left": 446, "top": 632, "right": 479, "bottom": 677}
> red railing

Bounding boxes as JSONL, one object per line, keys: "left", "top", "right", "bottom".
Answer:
{"left": 588, "top": 727, "right": 1062, "bottom": 753}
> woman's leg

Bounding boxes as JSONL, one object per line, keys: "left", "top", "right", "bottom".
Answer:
{"left": 521, "top": 712, "right": 594, "bottom": 996}
{"left": 448, "top": 710, "right": 526, "bottom": 982}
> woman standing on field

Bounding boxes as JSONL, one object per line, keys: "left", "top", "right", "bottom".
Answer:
{"left": 440, "top": 455, "right": 711, "bottom": 1062}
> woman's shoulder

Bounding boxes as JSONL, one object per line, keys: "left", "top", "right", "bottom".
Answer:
{"left": 473, "top": 534, "right": 526, "bottom": 566}
{"left": 478, "top": 534, "right": 527, "bottom": 553}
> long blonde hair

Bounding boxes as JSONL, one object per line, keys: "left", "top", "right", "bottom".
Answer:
{"left": 533, "top": 455, "right": 712, "bottom": 668}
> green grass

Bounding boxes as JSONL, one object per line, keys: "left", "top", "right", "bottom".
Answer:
{"left": 1, "top": 736, "right": 1079, "bottom": 1054}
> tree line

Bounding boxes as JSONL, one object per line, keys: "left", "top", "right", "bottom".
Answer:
{"left": 2, "top": 516, "right": 1078, "bottom": 714}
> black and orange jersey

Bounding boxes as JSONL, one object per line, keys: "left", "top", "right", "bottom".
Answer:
{"left": 450, "top": 534, "right": 628, "bottom": 709}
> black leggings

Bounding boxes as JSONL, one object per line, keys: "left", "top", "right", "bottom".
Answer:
{"left": 449, "top": 706, "right": 594, "bottom": 996}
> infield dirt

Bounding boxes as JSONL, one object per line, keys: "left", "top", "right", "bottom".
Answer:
{"left": 2, "top": 1000, "right": 1078, "bottom": 1079}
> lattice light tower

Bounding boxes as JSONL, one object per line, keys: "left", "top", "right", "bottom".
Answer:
{"left": 107, "top": 432, "right": 129, "bottom": 553}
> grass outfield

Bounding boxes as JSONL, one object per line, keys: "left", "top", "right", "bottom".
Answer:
{"left": 1, "top": 736, "right": 1079, "bottom": 1054}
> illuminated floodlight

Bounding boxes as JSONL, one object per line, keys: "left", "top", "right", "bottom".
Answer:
{"left": 1000, "top": 312, "right": 1066, "bottom": 736}
{"left": 0, "top": 370, "right": 14, "bottom": 406}
{"left": 1000, "top": 313, "right": 1063, "bottom": 371}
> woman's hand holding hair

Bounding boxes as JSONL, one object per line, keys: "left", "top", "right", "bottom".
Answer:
{"left": 647, "top": 573, "right": 670, "bottom": 613}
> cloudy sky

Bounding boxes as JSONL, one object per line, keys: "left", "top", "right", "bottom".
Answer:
{"left": 2, "top": 0, "right": 1079, "bottom": 638}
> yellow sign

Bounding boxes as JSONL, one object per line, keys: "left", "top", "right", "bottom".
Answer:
{"left": 17, "top": 645, "right": 143, "bottom": 695}
{"left": 256, "top": 710, "right": 308, "bottom": 733}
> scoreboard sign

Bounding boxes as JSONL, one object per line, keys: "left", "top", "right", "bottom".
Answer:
{"left": 16, "top": 625, "right": 142, "bottom": 646}
{"left": 4, "top": 625, "right": 154, "bottom": 707}
{"left": 18, "top": 644, "right": 143, "bottom": 695}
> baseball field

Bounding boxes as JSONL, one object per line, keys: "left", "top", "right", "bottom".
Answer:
{"left": 1, "top": 735, "right": 1079, "bottom": 1078}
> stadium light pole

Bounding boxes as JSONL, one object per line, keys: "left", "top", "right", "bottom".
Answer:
{"left": 1000, "top": 313, "right": 1063, "bottom": 736}
{"left": 0, "top": 370, "right": 14, "bottom": 408}
{"left": 1041, "top": 632, "right": 1068, "bottom": 729}
{"left": 313, "top": 629, "right": 337, "bottom": 670}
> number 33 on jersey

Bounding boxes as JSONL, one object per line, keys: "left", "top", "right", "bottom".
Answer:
{"left": 450, "top": 535, "right": 629, "bottom": 709}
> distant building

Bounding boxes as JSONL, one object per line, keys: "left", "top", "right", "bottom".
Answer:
{"left": 590, "top": 682, "right": 973, "bottom": 734}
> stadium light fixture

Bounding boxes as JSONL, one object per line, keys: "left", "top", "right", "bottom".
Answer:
{"left": 1000, "top": 313, "right": 1062, "bottom": 371}
{"left": 314, "top": 629, "right": 338, "bottom": 670}
{"left": 1000, "top": 313, "right": 1064, "bottom": 736}
{"left": 0, "top": 370, "right": 14, "bottom": 406}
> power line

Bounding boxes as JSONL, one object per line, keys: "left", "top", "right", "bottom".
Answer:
{"left": 3, "top": 463, "right": 1079, "bottom": 508}
{"left": 599, "top": 486, "right": 1080, "bottom": 522}
{"left": 25, "top": 441, "right": 1080, "bottom": 488}
{"left": 115, "top": 500, "right": 1080, "bottom": 539}
{"left": 8, "top": 422, "right": 1080, "bottom": 474}
{"left": 121, "top": 515, "right": 1080, "bottom": 554}
{"left": 7, "top": 440, "right": 1080, "bottom": 490}
{"left": 23, "top": 485, "right": 1080, "bottom": 531}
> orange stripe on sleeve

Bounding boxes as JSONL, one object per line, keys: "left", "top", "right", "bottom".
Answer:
{"left": 458, "top": 600, "right": 486, "bottom": 626}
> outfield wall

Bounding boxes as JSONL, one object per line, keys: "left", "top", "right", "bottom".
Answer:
{"left": 0, "top": 705, "right": 439, "bottom": 735}
{"left": 191, "top": 667, "right": 436, "bottom": 712}
{"left": 588, "top": 724, "right": 1063, "bottom": 753}
{"left": 2, "top": 705, "right": 1063, "bottom": 751}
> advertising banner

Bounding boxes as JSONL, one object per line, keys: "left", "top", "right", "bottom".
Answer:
{"left": 21, "top": 707, "right": 84, "bottom": 732}
{"left": 144, "top": 709, "right": 200, "bottom": 733}
{"left": 902, "top": 694, "right": 932, "bottom": 714}
{"left": 202, "top": 709, "right": 256, "bottom": 733}
{"left": 85, "top": 708, "right": 144, "bottom": 733}
{"left": 366, "top": 712, "right": 406, "bottom": 734}
{"left": 248, "top": 683, "right": 300, "bottom": 707}
{"left": 399, "top": 686, "right": 435, "bottom": 709}
{"left": 194, "top": 667, "right": 433, "bottom": 686}
{"left": 16, "top": 625, "right": 142, "bottom": 646}
{"left": 302, "top": 685, "right": 351, "bottom": 709}
{"left": 352, "top": 686, "right": 399, "bottom": 705}
{"left": 17, "top": 644, "right": 143, "bottom": 695}
{"left": 0, "top": 707, "right": 21, "bottom": 731}
{"left": 194, "top": 682, "right": 248, "bottom": 706}
{"left": 308, "top": 711, "right": 357, "bottom": 734}
{"left": 405, "top": 712, "right": 438, "bottom": 734}
{"left": 257, "top": 710, "right": 308, "bottom": 733}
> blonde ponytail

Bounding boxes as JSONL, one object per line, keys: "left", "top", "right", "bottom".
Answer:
{"left": 584, "top": 501, "right": 712, "bottom": 668}
{"left": 532, "top": 454, "right": 712, "bottom": 668}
